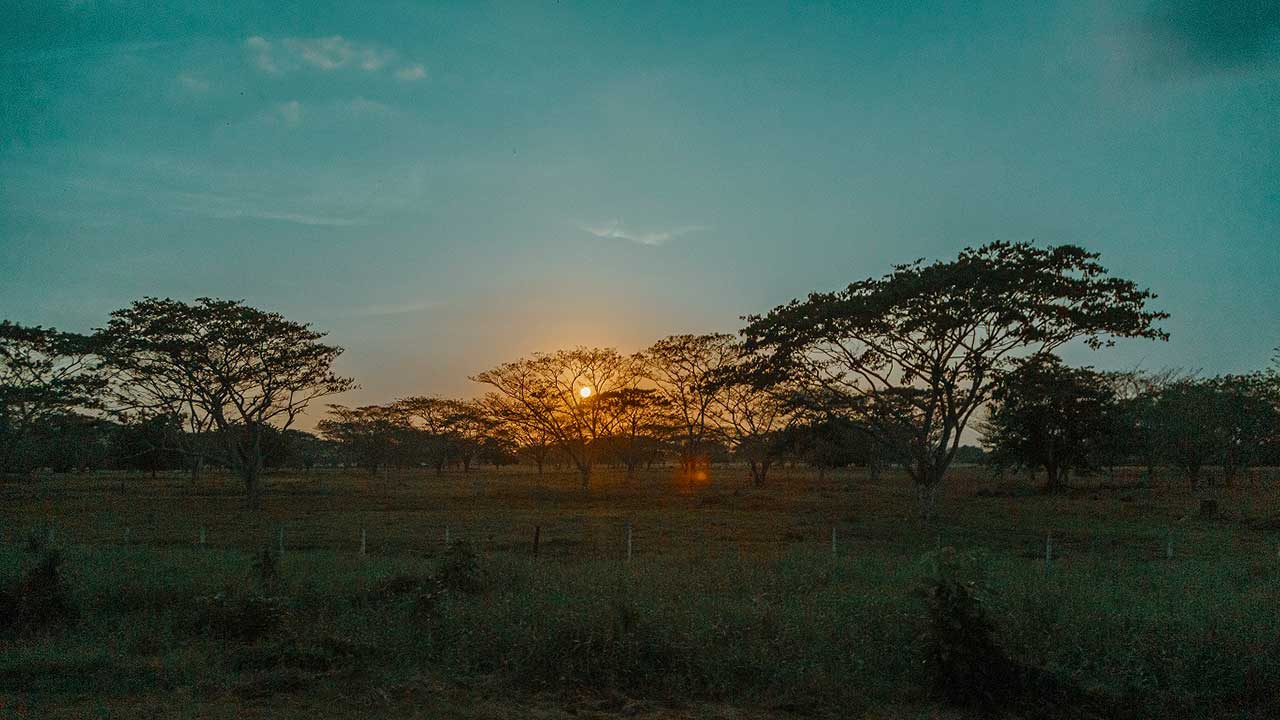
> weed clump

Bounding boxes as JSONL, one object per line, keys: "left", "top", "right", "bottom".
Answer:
{"left": 0, "top": 550, "right": 79, "bottom": 633}
{"left": 438, "top": 540, "right": 484, "bottom": 594}
{"left": 916, "top": 548, "right": 1020, "bottom": 711}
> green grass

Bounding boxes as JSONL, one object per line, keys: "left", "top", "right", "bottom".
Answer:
{"left": 3, "top": 466, "right": 1280, "bottom": 718}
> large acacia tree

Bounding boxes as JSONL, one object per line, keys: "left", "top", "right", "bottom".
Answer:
{"left": 740, "top": 242, "right": 1166, "bottom": 519}
{"left": 640, "top": 333, "right": 739, "bottom": 475}
{"left": 472, "top": 347, "right": 632, "bottom": 489}
{"left": 99, "top": 298, "right": 354, "bottom": 507}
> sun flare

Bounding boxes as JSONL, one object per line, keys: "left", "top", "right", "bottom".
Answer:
{"left": 579, "top": 386, "right": 593, "bottom": 398}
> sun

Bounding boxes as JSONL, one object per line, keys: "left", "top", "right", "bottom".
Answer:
{"left": 579, "top": 386, "right": 593, "bottom": 399}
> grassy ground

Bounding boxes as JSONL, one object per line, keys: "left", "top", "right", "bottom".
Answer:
{"left": 3, "top": 465, "right": 1280, "bottom": 718}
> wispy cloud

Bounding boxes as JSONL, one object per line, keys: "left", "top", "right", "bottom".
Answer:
{"left": 175, "top": 191, "right": 368, "bottom": 227}
{"left": 244, "top": 35, "right": 425, "bottom": 81}
{"left": 577, "top": 219, "right": 707, "bottom": 247}
{"left": 395, "top": 63, "right": 427, "bottom": 81}
{"left": 275, "top": 100, "right": 302, "bottom": 126}
{"left": 176, "top": 73, "right": 209, "bottom": 92}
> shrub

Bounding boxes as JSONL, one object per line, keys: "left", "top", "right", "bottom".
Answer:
{"left": 0, "top": 550, "right": 79, "bottom": 633}
{"left": 916, "top": 548, "right": 1020, "bottom": 710}
{"left": 192, "top": 589, "right": 286, "bottom": 642}
{"left": 438, "top": 540, "right": 483, "bottom": 594}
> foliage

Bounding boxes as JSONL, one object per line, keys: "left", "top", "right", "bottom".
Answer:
{"left": 97, "top": 297, "right": 354, "bottom": 504}
{"left": 472, "top": 347, "right": 635, "bottom": 488}
{"left": 0, "top": 322, "right": 105, "bottom": 473}
{"left": 739, "top": 241, "right": 1167, "bottom": 517}
{"left": 639, "top": 333, "right": 739, "bottom": 473}
{"left": 916, "top": 548, "right": 1019, "bottom": 710}
{"left": 982, "top": 355, "right": 1120, "bottom": 491}
{"left": 0, "top": 550, "right": 79, "bottom": 633}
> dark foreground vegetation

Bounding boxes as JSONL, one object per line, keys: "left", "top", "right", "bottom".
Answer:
{"left": 4, "top": 467, "right": 1280, "bottom": 719}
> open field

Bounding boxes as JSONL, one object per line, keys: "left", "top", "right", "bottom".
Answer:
{"left": 4, "top": 466, "right": 1280, "bottom": 718}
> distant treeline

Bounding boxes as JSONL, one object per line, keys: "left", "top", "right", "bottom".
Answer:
{"left": 3, "top": 242, "right": 1276, "bottom": 515}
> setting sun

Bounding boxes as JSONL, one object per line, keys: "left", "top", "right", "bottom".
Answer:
{"left": 579, "top": 386, "right": 593, "bottom": 399}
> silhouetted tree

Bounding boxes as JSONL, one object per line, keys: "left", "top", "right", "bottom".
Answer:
{"left": 640, "top": 334, "right": 738, "bottom": 475}
{"left": 981, "top": 356, "right": 1118, "bottom": 492}
{"left": 0, "top": 322, "right": 105, "bottom": 475}
{"left": 739, "top": 242, "right": 1167, "bottom": 518}
{"left": 472, "top": 347, "right": 632, "bottom": 490}
{"left": 98, "top": 298, "right": 354, "bottom": 508}
{"left": 318, "top": 404, "right": 404, "bottom": 475}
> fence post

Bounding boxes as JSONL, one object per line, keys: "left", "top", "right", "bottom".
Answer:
{"left": 831, "top": 527, "right": 837, "bottom": 557}
{"left": 444, "top": 526, "right": 450, "bottom": 548}
{"left": 1166, "top": 528, "right": 1173, "bottom": 560}
{"left": 199, "top": 526, "right": 206, "bottom": 547}
{"left": 533, "top": 525, "right": 541, "bottom": 559}
{"left": 278, "top": 527, "right": 285, "bottom": 557}
{"left": 124, "top": 527, "right": 131, "bottom": 546}
{"left": 625, "top": 523, "right": 633, "bottom": 562}
{"left": 1044, "top": 532, "right": 1053, "bottom": 576}
{"left": 360, "top": 528, "right": 367, "bottom": 556}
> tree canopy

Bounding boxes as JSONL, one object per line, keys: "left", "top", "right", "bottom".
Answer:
{"left": 740, "top": 242, "right": 1167, "bottom": 517}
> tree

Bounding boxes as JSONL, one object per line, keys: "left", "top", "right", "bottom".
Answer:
{"left": 98, "top": 298, "right": 354, "bottom": 507}
{"left": 710, "top": 366, "right": 794, "bottom": 487}
{"left": 600, "top": 386, "right": 672, "bottom": 479}
{"left": 472, "top": 347, "right": 632, "bottom": 489}
{"left": 640, "top": 334, "right": 738, "bottom": 475}
{"left": 980, "top": 355, "right": 1118, "bottom": 492}
{"left": 111, "top": 412, "right": 183, "bottom": 478}
{"left": 740, "top": 242, "right": 1167, "bottom": 519}
{"left": 0, "top": 322, "right": 105, "bottom": 474}
{"left": 1212, "top": 373, "right": 1280, "bottom": 485}
{"left": 1102, "top": 368, "right": 1186, "bottom": 484}
{"left": 318, "top": 404, "right": 405, "bottom": 475}
{"left": 478, "top": 392, "right": 555, "bottom": 474}
{"left": 1149, "top": 378, "right": 1226, "bottom": 488}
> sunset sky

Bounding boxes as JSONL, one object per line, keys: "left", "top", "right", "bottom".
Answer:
{"left": 3, "top": 1, "right": 1278, "bottom": 411}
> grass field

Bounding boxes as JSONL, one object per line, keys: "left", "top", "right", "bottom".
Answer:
{"left": 3, "top": 465, "right": 1280, "bottom": 718}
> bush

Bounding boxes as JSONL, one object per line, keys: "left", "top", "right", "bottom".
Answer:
{"left": 0, "top": 550, "right": 79, "bottom": 633}
{"left": 192, "top": 589, "right": 286, "bottom": 642}
{"left": 916, "top": 548, "right": 1020, "bottom": 710}
{"left": 438, "top": 540, "right": 483, "bottom": 594}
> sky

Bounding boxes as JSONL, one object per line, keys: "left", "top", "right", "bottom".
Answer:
{"left": 2, "top": 0, "right": 1278, "bottom": 416}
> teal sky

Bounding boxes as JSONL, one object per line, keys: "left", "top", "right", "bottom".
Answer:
{"left": 3, "top": 1, "right": 1278, "bottom": 411}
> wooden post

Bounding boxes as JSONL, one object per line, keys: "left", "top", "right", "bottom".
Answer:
{"left": 199, "top": 526, "right": 206, "bottom": 547}
{"left": 1166, "top": 528, "right": 1173, "bottom": 560}
{"left": 124, "top": 527, "right": 131, "bottom": 546}
{"left": 625, "top": 523, "right": 633, "bottom": 562}
{"left": 1044, "top": 532, "right": 1053, "bottom": 576}
{"left": 831, "top": 527, "right": 837, "bottom": 557}
{"left": 444, "top": 526, "right": 451, "bottom": 547}
{"left": 533, "top": 525, "right": 541, "bottom": 558}
{"left": 278, "top": 527, "right": 285, "bottom": 557}
{"left": 360, "top": 528, "right": 367, "bottom": 556}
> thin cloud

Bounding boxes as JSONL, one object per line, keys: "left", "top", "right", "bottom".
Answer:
{"left": 176, "top": 73, "right": 209, "bottom": 92}
{"left": 578, "top": 219, "right": 708, "bottom": 247}
{"left": 175, "top": 191, "right": 368, "bottom": 227}
{"left": 276, "top": 100, "right": 302, "bottom": 126}
{"left": 396, "top": 63, "right": 427, "bottom": 81}
{"left": 244, "top": 35, "right": 423, "bottom": 79}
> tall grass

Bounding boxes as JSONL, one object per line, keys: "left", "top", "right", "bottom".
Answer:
{"left": 2, "top": 539, "right": 1278, "bottom": 718}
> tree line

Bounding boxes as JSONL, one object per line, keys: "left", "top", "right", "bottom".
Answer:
{"left": 4, "top": 242, "right": 1277, "bottom": 516}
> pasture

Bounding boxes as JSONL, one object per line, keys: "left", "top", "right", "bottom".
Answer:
{"left": 3, "top": 465, "right": 1280, "bottom": 719}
